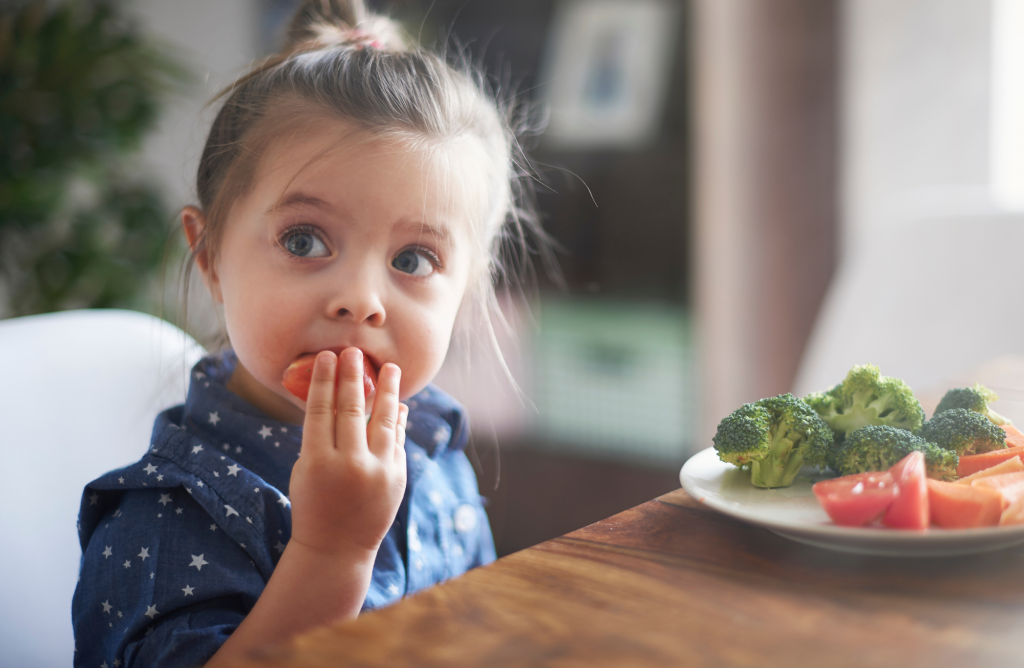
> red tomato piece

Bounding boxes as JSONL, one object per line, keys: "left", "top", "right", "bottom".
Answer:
{"left": 813, "top": 471, "right": 899, "bottom": 527}
{"left": 282, "top": 352, "right": 377, "bottom": 402}
{"left": 882, "top": 451, "right": 929, "bottom": 530}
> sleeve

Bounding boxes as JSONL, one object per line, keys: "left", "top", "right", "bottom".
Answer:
{"left": 442, "top": 449, "right": 497, "bottom": 570}
{"left": 73, "top": 486, "right": 265, "bottom": 668}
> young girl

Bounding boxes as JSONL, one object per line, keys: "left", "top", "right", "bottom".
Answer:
{"left": 71, "top": 1, "right": 540, "bottom": 665}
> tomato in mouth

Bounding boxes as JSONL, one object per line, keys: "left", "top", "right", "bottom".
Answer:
{"left": 282, "top": 351, "right": 378, "bottom": 402}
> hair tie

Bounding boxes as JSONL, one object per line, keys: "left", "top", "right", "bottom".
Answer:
{"left": 344, "top": 28, "right": 383, "bottom": 50}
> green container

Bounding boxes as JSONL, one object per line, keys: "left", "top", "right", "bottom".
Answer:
{"left": 533, "top": 298, "right": 696, "bottom": 468}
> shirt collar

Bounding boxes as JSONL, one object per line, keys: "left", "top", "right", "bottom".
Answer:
{"left": 181, "top": 350, "right": 302, "bottom": 495}
{"left": 178, "top": 350, "right": 467, "bottom": 493}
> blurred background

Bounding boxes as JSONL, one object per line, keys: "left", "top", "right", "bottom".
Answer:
{"left": 4, "top": 0, "right": 1024, "bottom": 661}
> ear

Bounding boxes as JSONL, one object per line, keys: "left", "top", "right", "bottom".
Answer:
{"left": 181, "top": 206, "right": 224, "bottom": 304}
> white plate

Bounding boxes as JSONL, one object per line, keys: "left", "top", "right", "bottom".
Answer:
{"left": 679, "top": 447, "right": 1024, "bottom": 557}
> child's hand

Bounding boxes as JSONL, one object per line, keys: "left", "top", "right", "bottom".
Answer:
{"left": 288, "top": 349, "right": 408, "bottom": 558}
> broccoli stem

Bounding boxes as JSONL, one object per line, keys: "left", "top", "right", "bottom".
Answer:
{"left": 989, "top": 408, "right": 1012, "bottom": 427}
{"left": 828, "top": 402, "right": 883, "bottom": 437}
{"left": 750, "top": 427, "right": 805, "bottom": 488}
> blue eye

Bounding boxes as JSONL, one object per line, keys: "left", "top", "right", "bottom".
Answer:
{"left": 392, "top": 249, "right": 435, "bottom": 277}
{"left": 282, "top": 230, "right": 329, "bottom": 258}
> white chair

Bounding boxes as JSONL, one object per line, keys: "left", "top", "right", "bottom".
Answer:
{"left": 0, "top": 310, "right": 204, "bottom": 667}
{"left": 794, "top": 212, "right": 1024, "bottom": 398}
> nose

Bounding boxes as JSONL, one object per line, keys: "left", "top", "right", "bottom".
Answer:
{"left": 325, "top": 261, "right": 386, "bottom": 327}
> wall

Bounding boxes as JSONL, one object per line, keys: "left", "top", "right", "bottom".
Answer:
{"left": 841, "top": 0, "right": 993, "bottom": 255}
{"left": 691, "top": 0, "right": 840, "bottom": 446}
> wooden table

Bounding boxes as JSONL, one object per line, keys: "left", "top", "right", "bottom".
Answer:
{"left": 232, "top": 360, "right": 1024, "bottom": 668}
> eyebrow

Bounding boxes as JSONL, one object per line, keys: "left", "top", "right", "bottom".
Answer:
{"left": 396, "top": 219, "right": 452, "bottom": 244}
{"left": 269, "top": 191, "right": 454, "bottom": 243}
{"left": 267, "top": 192, "right": 332, "bottom": 214}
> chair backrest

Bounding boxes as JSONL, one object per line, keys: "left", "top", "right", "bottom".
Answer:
{"left": 0, "top": 309, "right": 204, "bottom": 667}
{"left": 794, "top": 212, "right": 1024, "bottom": 398}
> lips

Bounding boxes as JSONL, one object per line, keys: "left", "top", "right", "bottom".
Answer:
{"left": 282, "top": 350, "right": 379, "bottom": 402}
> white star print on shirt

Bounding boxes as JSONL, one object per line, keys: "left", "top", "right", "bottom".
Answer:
{"left": 388, "top": 584, "right": 400, "bottom": 595}
{"left": 182, "top": 585, "right": 194, "bottom": 596}
{"left": 122, "top": 560, "right": 131, "bottom": 569}
{"left": 138, "top": 547, "right": 150, "bottom": 561}
{"left": 144, "top": 604, "right": 159, "bottom": 619}
{"left": 208, "top": 411, "right": 221, "bottom": 426}
{"left": 158, "top": 494, "right": 172, "bottom": 506}
{"left": 227, "top": 464, "right": 241, "bottom": 476}
{"left": 191, "top": 444, "right": 203, "bottom": 454}
{"left": 258, "top": 425, "right": 273, "bottom": 439}
{"left": 101, "top": 600, "right": 112, "bottom": 614}
{"left": 89, "top": 492, "right": 99, "bottom": 505}
{"left": 224, "top": 504, "right": 239, "bottom": 518}
{"left": 408, "top": 521, "right": 422, "bottom": 552}
{"left": 277, "top": 494, "right": 290, "bottom": 507}
{"left": 102, "top": 546, "right": 112, "bottom": 559}
{"left": 143, "top": 463, "right": 157, "bottom": 476}
{"left": 189, "top": 554, "right": 209, "bottom": 571}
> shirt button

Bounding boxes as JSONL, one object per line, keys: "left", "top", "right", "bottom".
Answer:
{"left": 453, "top": 504, "right": 477, "bottom": 534}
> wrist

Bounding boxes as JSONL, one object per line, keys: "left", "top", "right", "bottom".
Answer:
{"left": 284, "top": 535, "right": 379, "bottom": 569}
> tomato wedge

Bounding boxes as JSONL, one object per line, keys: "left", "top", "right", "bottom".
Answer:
{"left": 813, "top": 471, "right": 899, "bottom": 527}
{"left": 882, "top": 451, "right": 929, "bottom": 530}
{"left": 282, "top": 351, "right": 377, "bottom": 402}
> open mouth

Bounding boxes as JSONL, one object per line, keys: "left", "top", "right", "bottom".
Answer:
{"left": 282, "top": 349, "right": 380, "bottom": 402}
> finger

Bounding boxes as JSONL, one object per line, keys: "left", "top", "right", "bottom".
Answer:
{"left": 395, "top": 403, "right": 408, "bottom": 454}
{"left": 335, "top": 348, "right": 369, "bottom": 452}
{"left": 367, "top": 363, "right": 401, "bottom": 458}
{"left": 300, "top": 351, "right": 337, "bottom": 458}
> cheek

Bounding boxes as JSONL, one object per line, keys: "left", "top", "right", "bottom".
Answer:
{"left": 218, "top": 263, "right": 305, "bottom": 380}
{"left": 394, "top": 294, "right": 461, "bottom": 397}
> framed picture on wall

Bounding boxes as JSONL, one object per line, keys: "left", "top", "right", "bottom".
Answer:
{"left": 539, "top": 0, "right": 681, "bottom": 151}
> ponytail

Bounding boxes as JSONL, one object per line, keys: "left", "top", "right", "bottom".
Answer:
{"left": 284, "top": 0, "right": 405, "bottom": 52}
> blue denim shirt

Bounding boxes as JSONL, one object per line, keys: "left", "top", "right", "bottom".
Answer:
{"left": 72, "top": 351, "right": 495, "bottom": 667}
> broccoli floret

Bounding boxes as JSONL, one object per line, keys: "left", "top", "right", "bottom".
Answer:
{"left": 804, "top": 364, "right": 925, "bottom": 440}
{"left": 934, "top": 384, "right": 1012, "bottom": 426}
{"left": 920, "top": 408, "right": 1007, "bottom": 456}
{"left": 832, "top": 425, "right": 958, "bottom": 481}
{"left": 712, "top": 394, "right": 833, "bottom": 488}
{"left": 803, "top": 386, "right": 840, "bottom": 422}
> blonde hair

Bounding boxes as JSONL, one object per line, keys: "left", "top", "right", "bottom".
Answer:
{"left": 184, "top": 0, "right": 548, "bottom": 376}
